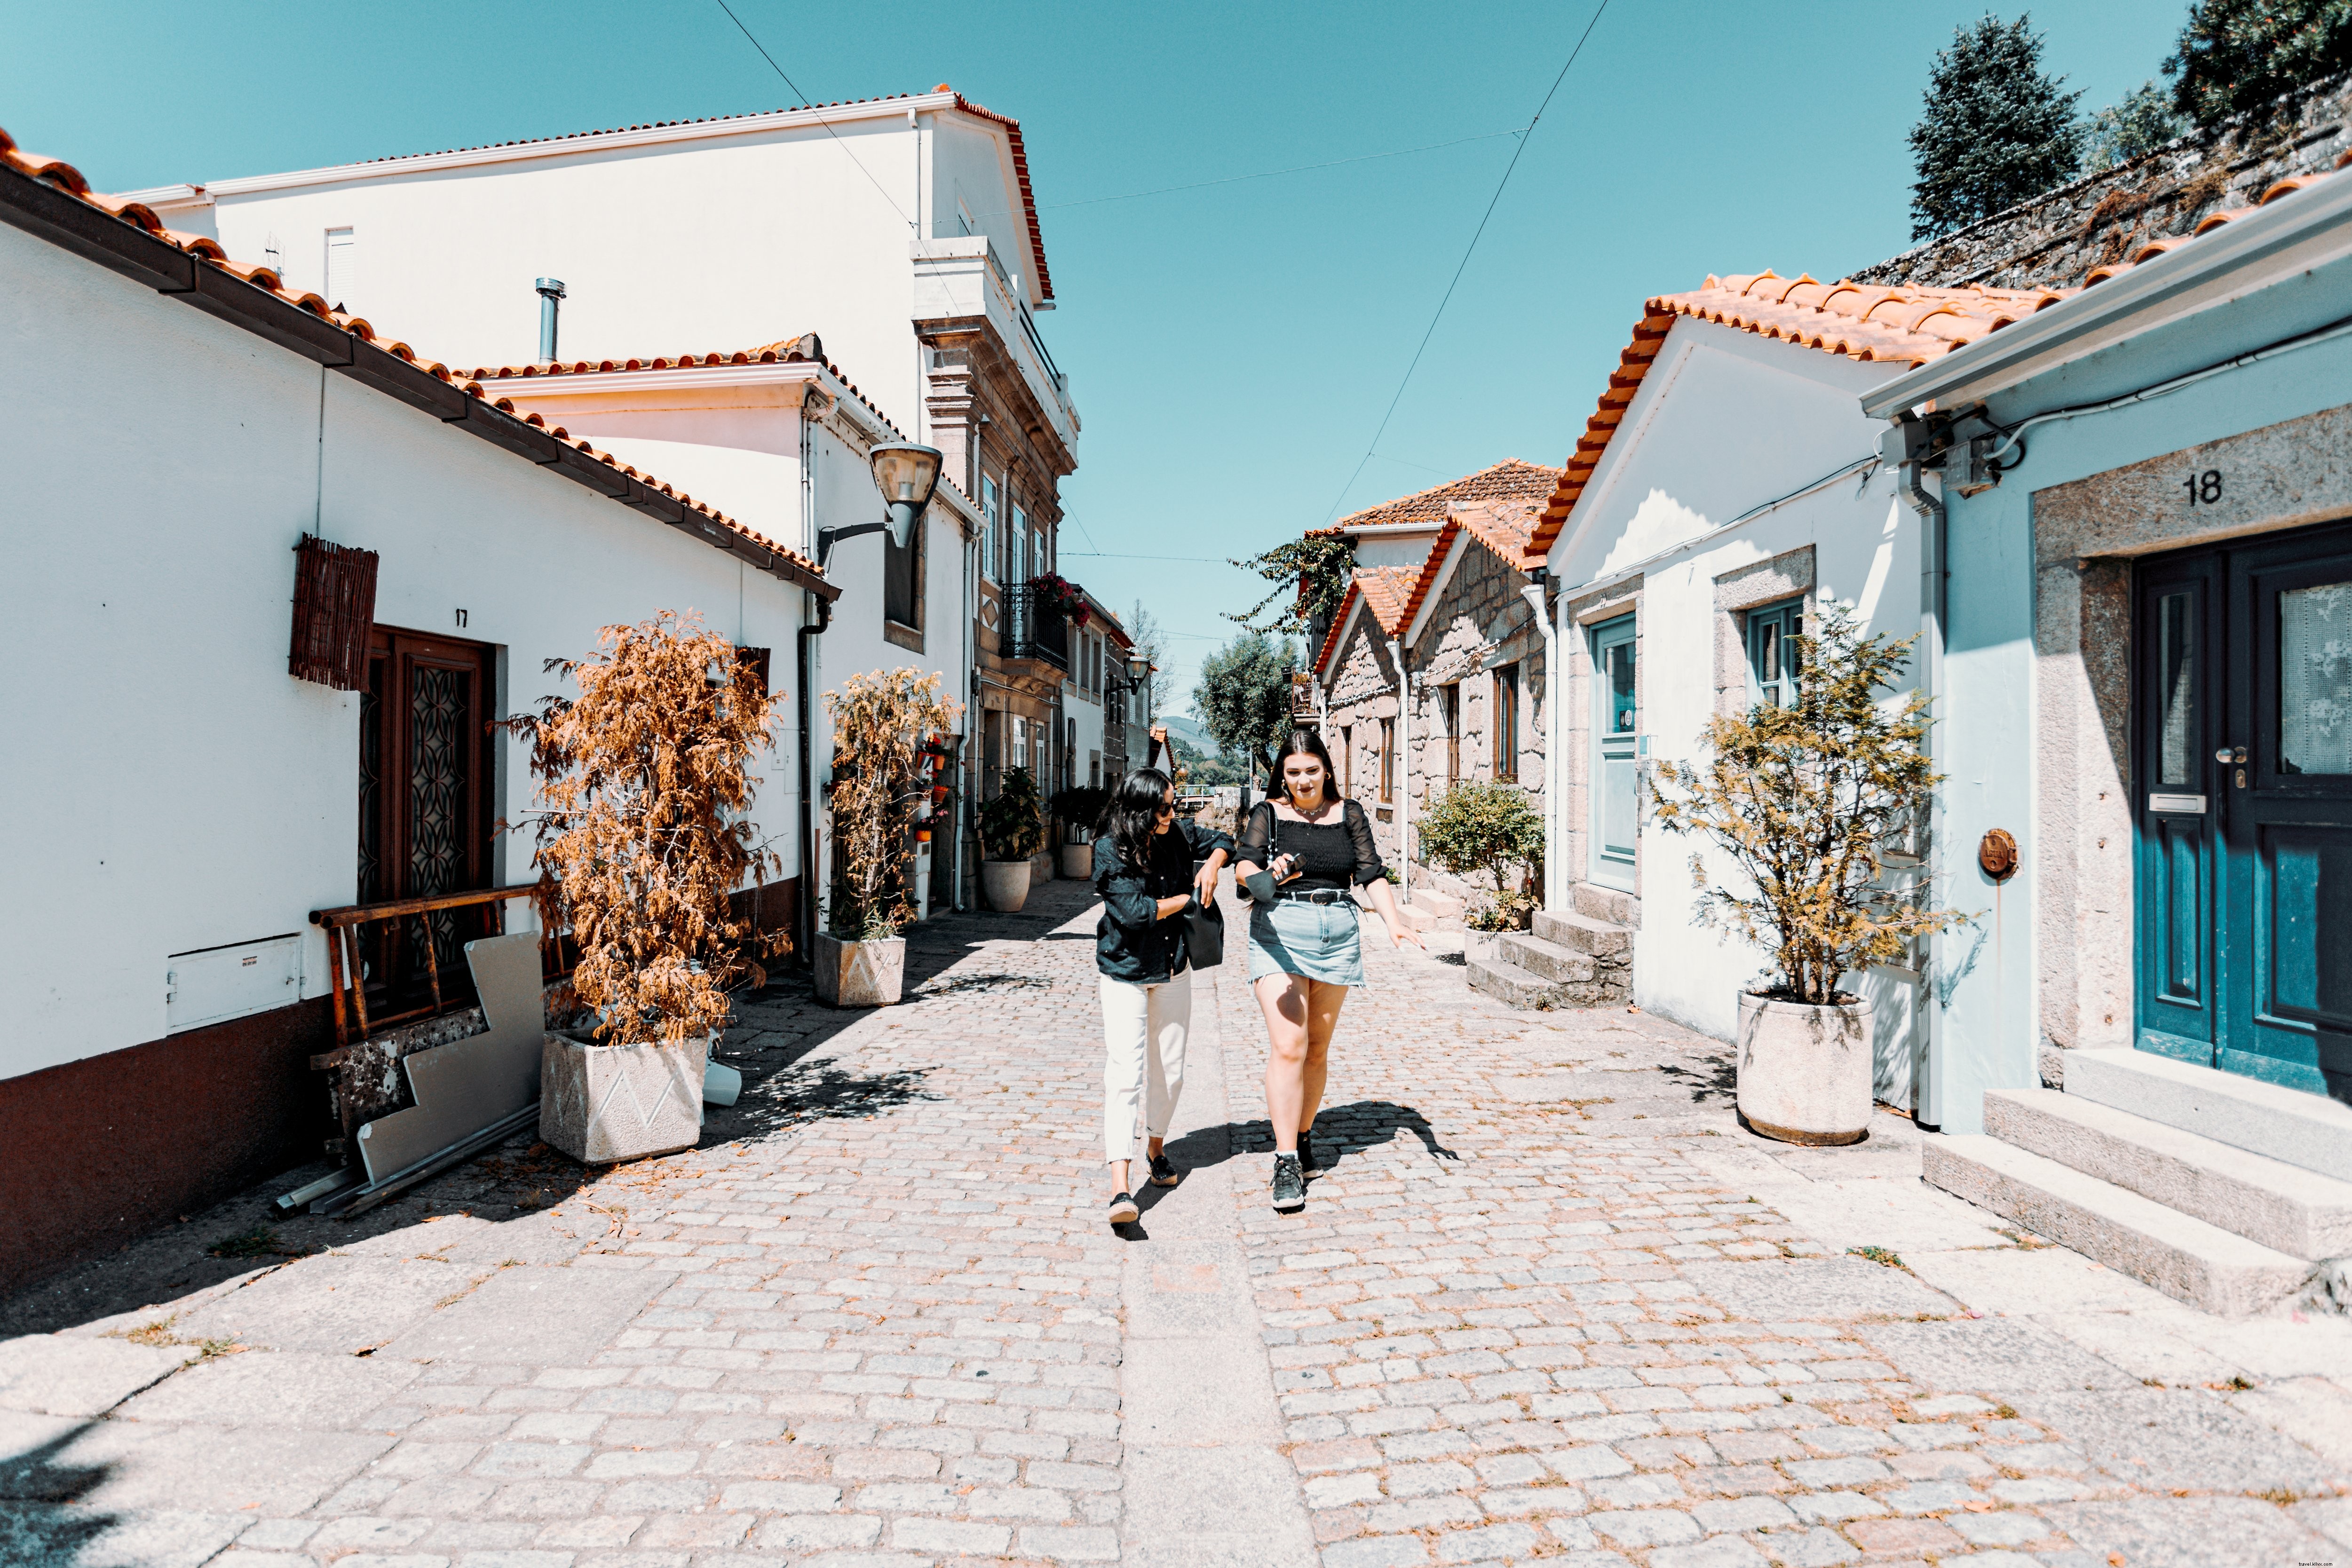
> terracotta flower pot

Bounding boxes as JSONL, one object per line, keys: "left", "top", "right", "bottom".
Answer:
{"left": 1736, "top": 991, "right": 1873, "bottom": 1145}
{"left": 981, "top": 858, "right": 1031, "bottom": 912}
{"left": 539, "top": 1031, "right": 708, "bottom": 1164}
{"left": 812, "top": 931, "right": 905, "bottom": 1007}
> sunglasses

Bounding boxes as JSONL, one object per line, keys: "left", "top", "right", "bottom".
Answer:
{"left": 1154, "top": 802, "right": 1176, "bottom": 817}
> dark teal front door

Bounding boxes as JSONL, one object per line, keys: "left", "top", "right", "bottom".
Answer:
{"left": 2136, "top": 521, "right": 2352, "bottom": 1100}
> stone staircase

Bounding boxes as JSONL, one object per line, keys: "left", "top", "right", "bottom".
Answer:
{"left": 1466, "top": 884, "right": 1634, "bottom": 1010}
{"left": 1926, "top": 1046, "right": 2352, "bottom": 1315}
{"left": 1392, "top": 887, "right": 1465, "bottom": 934}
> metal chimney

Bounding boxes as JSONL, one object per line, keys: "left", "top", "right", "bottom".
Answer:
{"left": 534, "top": 277, "right": 566, "bottom": 363}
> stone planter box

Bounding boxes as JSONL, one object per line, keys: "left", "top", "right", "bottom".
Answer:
{"left": 1736, "top": 991, "right": 1873, "bottom": 1145}
{"left": 1059, "top": 842, "right": 1093, "bottom": 880}
{"left": 540, "top": 1031, "right": 708, "bottom": 1164}
{"left": 982, "top": 858, "right": 1031, "bottom": 913}
{"left": 813, "top": 931, "right": 906, "bottom": 1007}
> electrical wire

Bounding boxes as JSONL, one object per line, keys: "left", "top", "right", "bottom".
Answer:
{"left": 711, "top": 0, "right": 913, "bottom": 229}
{"left": 1317, "top": 0, "right": 1614, "bottom": 527}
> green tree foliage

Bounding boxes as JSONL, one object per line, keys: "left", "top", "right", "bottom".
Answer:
{"left": 1228, "top": 535, "right": 1357, "bottom": 637}
{"left": 2168, "top": 0, "right": 2352, "bottom": 133}
{"left": 1127, "top": 599, "right": 1166, "bottom": 716}
{"left": 1909, "top": 14, "right": 2083, "bottom": 240}
{"left": 1650, "top": 609, "right": 1966, "bottom": 1006}
{"left": 2082, "top": 79, "right": 2188, "bottom": 169}
{"left": 1193, "top": 633, "right": 1298, "bottom": 782}
{"left": 1418, "top": 780, "right": 1544, "bottom": 929}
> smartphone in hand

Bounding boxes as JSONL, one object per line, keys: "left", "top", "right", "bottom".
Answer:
{"left": 1273, "top": 852, "right": 1302, "bottom": 884}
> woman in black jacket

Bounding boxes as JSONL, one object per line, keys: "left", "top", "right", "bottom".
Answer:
{"left": 1091, "top": 767, "right": 1233, "bottom": 1226}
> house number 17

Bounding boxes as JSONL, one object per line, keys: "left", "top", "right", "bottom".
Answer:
{"left": 2182, "top": 469, "right": 2223, "bottom": 505}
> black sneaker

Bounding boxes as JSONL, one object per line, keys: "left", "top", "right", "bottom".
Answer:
{"left": 1147, "top": 1151, "right": 1181, "bottom": 1187}
{"left": 1270, "top": 1154, "right": 1306, "bottom": 1213}
{"left": 1107, "top": 1191, "right": 1140, "bottom": 1225}
{"left": 1298, "top": 1129, "right": 1322, "bottom": 1176}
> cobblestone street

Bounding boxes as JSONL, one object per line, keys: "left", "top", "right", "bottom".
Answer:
{"left": 7, "top": 878, "right": 2352, "bottom": 1568}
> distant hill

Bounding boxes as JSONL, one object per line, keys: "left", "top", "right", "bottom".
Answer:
{"left": 1160, "top": 714, "right": 1215, "bottom": 753}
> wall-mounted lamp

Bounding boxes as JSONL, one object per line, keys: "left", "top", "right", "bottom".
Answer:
{"left": 818, "top": 442, "right": 942, "bottom": 571}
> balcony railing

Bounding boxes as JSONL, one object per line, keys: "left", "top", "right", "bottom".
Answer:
{"left": 1003, "top": 586, "right": 1069, "bottom": 671}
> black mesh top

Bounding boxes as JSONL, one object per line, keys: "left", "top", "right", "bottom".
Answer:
{"left": 1237, "top": 798, "right": 1386, "bottom": 894}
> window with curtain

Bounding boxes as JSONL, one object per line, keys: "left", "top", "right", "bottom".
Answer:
{"left": 980, "top": 475, "right": 1000, "bottom": 584}
{"left": 1379, "top": 717, "right": 1395, "bottom": 802}
{"left": 1439, "top": 685, "right": 1460, "bottom": 783}
{"left": 1747, "top": 598, "right": 1804, "bottom": 708}
{"left": 1493, "top": 665, "right": 1520, "bottom": 783}
{"left": 1011, "top": 505, "right": 1029, "bottom": 583}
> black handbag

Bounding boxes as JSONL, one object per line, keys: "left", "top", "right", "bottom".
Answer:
{"left": 1183, "top": 894, "right": 1226, "bottom": 970}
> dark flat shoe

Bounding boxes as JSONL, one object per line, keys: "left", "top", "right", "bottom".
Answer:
{"left": 1148, "top": 1152, "right": 1181, "bottom": 1187}
{"left": 1107, "top": 1192, "right": 1140, "bottom": 1225}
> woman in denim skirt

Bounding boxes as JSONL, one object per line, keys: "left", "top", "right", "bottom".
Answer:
{"left": 1233, "top": 729, "right": 1420, "bottom": 1212}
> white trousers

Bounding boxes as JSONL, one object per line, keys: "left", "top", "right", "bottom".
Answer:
{"left": 1100, "top": 967, "right": 1192, "bottom": 1164}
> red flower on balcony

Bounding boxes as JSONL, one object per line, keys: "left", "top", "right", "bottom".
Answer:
{"left": 1027, "top": 573, "right": 1092, "bottom": 627}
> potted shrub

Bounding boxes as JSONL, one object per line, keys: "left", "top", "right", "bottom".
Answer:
{"left": 1652, "top": 609, "right": 1964, "bottom": 1145}
{"left": 817, "top": 670, "right": 958, "bottom": 1006}
{"left": 1420, "top": 778, "right": 1545, "bottom": 925}
{"left": 978, "top": 766, "right": 1045, "bottom": 911}
{"left": 1050, "top": 785, "right": 1109, "bottom": 879}
{"left": 1463, "top": 890, "right": 1536, "bottom": 964}
{"left": 506, "top": 611, "right": 785, "bottom": 1164}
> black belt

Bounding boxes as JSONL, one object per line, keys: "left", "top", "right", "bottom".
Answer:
{"left": 1275, "top": 887, "right": 1351, "bottom": 904}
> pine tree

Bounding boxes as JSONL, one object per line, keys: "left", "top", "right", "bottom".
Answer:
{"left": 1908, "top": 14, "right": 2084, "bottom": 241}
{"left": 2083, "top": 80, "right": 2188, "bottom": 170}
{"left": 2168, "top": 0, "right": 2352, "bottom": 134}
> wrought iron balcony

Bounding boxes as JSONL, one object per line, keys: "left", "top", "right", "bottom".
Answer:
{"left": 1003, "top": 585, "right": 1069, "bottom": 671}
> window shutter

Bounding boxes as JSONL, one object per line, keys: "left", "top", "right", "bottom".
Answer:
{"left": 289, "top": 533, "right": 379, "bottom": 691}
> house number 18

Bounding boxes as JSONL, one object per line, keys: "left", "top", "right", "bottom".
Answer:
{"left": 2182, "top": 469, "right": 2223, "bottom": 505}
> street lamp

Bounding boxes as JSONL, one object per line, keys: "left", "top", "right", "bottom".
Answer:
{"left": 817, "top": 442, "right": 942, "bottom": 570}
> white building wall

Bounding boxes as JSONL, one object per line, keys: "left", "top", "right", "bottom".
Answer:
{"left": 0, "top": 219, "right": 811, "bottom": 1085}
{"left": 1547, "top": 321, "right": 1926, "bottom": 1099}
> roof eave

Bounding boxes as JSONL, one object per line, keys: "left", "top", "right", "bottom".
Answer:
{"left": 1860, "top": 174, "right": 2352, "bottom": 420}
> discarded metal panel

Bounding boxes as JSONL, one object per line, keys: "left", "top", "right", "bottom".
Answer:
{"left": 353, "top": 933, "right": 544, "bottom": 1184}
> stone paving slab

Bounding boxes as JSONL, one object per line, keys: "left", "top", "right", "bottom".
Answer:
{"left": 2, "top": 873, "right": 2349, "bottom": 1567}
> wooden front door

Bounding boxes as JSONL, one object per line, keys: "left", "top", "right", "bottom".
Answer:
{"left": 359, "top": 626, "right": 497, "bottom": 1007}
{"left": 2136, "top": 520, "right": 2352, "bottom": 1099}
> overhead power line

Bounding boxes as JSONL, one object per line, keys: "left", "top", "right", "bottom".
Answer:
{"left": 711, "top": 0, "right": 913, "bottom": 229}
{"left": 1318, "top": 0, "right": 1615, "bottom": 525}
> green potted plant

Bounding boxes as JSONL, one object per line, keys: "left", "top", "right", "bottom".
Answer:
{"left": 1419, "top": 778, "right": 1545, "bottom": 959}
{"left": 1652, "top": 608, "right": 1965, "bottom": 1145}
{"left": 978, "top": 766, "right": 1045, "bottom": 911}
{"left": 1049, "top": 784, "right": 1110, "bottom": 878}
{"left": 506, "top": 611, "right": 785, "bottom": 1164}
{"left": 818, "top": 670, "right": 958, "bottom": 1006}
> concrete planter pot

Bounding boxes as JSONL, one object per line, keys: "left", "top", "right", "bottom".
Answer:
{"left": 981, "top": 858, "right": 1031, "bottom": 913}
{"left": 1059, "top": 842, "right": 1093, "bottom": 880}
{"left": 540, "top": 1031, "right": 708, "bottom": 1164}
{"left": 1736, "top": 991, "right": 1873, "bottom": 1145}
{"left": 812, "top": 930, "right": 906, "bottom": 1007}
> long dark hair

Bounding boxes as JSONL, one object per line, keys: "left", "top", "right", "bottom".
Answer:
{"left": 1107, "top": 767, "right": 1175, "bottom": 870}
{"left": 1272, "top": 729, "right": 1341, "bottom": 803}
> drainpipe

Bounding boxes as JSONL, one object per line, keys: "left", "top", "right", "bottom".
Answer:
{"left": 1892, "top": 414, "right": 1948, "bottom": 1131}
{"left": 534, "top": 278, "right": 565, "bottom": 364}
{"left": 956, "top": 523, "right": 975, "bottom": 911}
{"left": 797, "top": 589, "right": 832, "bottom": 963}
{"left": 1388, "top": 636, "right": 1411, "bottom": 903}
{"left": 1521, "top": 572, "right": 1561, "bottom": 911}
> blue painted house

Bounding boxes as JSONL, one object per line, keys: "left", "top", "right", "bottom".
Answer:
{"left": 1859, "top": 151, "right": 2352, "bottom": 1313}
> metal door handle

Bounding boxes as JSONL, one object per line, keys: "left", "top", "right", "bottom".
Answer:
{"left": 2213, "top": 746, "right": 2247, "bottom": 764}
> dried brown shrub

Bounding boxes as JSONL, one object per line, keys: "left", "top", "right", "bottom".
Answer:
{"left": 506, "top": 610, "right": 785, "bottom": 1045}
{"left": 824, "top": 669, "right": 958, "bottom": 939}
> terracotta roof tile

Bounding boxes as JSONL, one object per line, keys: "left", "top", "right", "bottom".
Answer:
{"left": 1312, "top": 564, "right": 1417, "bottom": 676}
{"left": 1309, "top": 459, "right": 1562, "bottom": 538}
{"left": 0, "top": 123, "right": 823, "bottom": 584}
{"left": 1386, "top": 501, "right": 1543, "bottom": 647}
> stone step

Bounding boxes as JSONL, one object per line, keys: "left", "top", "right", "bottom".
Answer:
{"left": 1466, "top": 957, "right": 1577, "bottom": 1011}
{"left": 1572, "top": 882, "right": 1641, "bottom": 929}
{"left": 1924, "top": 1133, "right": 2313, "bottom": 1317}
{"left": 1497, "top": 931, "right": 1597, "bottom": 985}
{"left": 1408, "top": 889, "right": 1465, "bottom": 921}
{"left": 2066, "top": 1046, "right": 2352, "bottom": 1181}
{"left": 1531, "top": 908, "right": 1632, "bottom": 959}
{"left": 1986, "top": 1087, "right": 2352, "bottom": 1260}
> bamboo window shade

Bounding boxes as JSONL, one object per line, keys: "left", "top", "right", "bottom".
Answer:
{"left": 289, "top": 533, "right": 380, "bottom": 691}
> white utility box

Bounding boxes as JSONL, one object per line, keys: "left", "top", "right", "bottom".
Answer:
{"left": 166, "top": 933, "right": 306, "bottom": 1035}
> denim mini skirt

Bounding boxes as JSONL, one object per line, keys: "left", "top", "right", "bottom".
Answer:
{"left": 1247, "top": 898, "right": 1365, "bottom": 987}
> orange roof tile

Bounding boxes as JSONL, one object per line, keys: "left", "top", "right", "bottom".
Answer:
{"left": 1388, "top": 501, "right": 1543, "bottom": 648}
{"left": 1312, "top": 564, "right": 1418, "bottom": 677}
{"left": 455, "top": 333, "right": 909, "bottom": 445}
{"left": 1310, "top": 459, "right": 1561, "bottom": 538}
{"left": 1524, "top": 272, "right": 2073, "bottom": 560}
{"left": 1, "top": 123, "right": 824, "bottom": 586}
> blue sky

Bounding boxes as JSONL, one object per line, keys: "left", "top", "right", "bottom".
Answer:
{"left": 5, "top": 0, "right": 2184, "bottom": 708}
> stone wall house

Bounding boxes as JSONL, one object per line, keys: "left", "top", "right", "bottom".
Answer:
{"left": 1393, "top": 500, "right": 1549, "bottom": 915}
{"left": 1310, "top": 564, "right": 1416, "bottom": 865}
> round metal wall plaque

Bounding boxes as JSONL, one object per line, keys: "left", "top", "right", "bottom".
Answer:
{"left": 1978, "top": 828, "right": 2018, "bottom": 880}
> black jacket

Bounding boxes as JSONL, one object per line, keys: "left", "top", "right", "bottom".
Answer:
{"left": 1092, "top": 817, "right": 1236, "bottom": 983}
